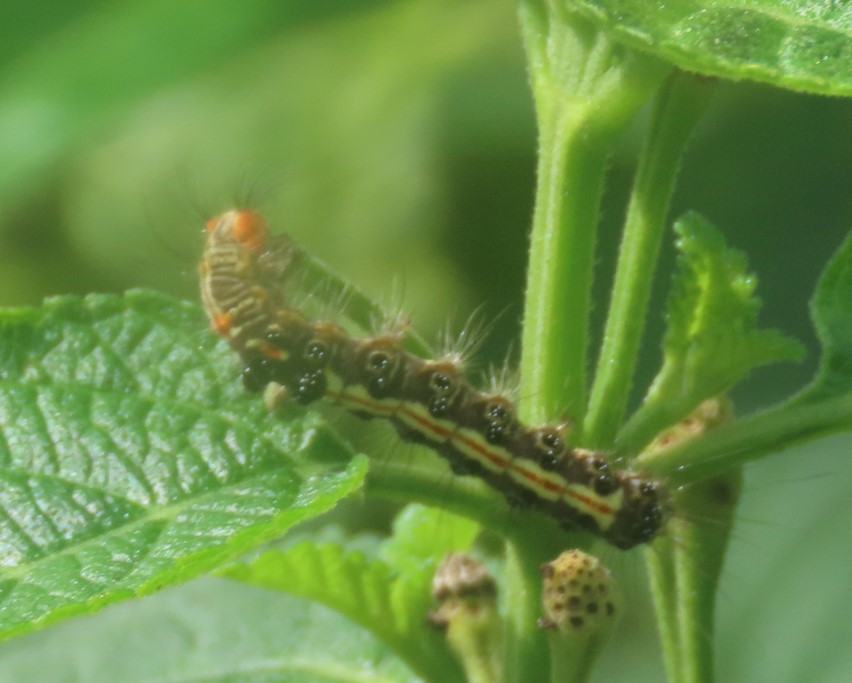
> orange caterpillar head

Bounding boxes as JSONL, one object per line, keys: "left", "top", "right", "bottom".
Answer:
{"left": 200, "top": 207, "right": 278, "bottom": 346}
{"left": 206, "top": 209, "right": 269, "bottom": 254}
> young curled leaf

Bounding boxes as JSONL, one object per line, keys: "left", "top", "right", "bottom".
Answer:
{"left": 799, "top": 227, "right": 852, "bottom": 402}
{"left": 619, "top": 213, "right": 803, "bottom": 452}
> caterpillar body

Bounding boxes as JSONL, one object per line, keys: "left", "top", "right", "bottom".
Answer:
{"left": 199, "top": 209, "right": 666, "bottom": 550}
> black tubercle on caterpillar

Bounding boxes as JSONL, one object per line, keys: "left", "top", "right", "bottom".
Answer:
{"left": 199, "top": 209, "right": 667, "bottom": 549}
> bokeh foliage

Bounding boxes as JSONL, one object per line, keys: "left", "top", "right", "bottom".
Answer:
{"left": 0, "top": 1, "right": 850, "bottom": 682}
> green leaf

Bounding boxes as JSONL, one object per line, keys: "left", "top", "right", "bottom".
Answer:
{"left": 635, "top": 228, "right": 852, "bottom": 483}
{"left": 0, "top": 290, "right": 366, "bottom": 641}
{"left": 378, "top": 503, "right": 480, "bottom": 572}
{"left": 618, "top": 213, "right": 803, "bottom": 451}
{"left": 800, "top": 227, "right": 852, "bottom": 400}
{"left": 223, "top": 505, "right": 480, "bottom": 683}
{"left": 566, "top": 0, "right": 852, "bottom": 96}
{"left": 0, "top": 577, "right": 420, "bottom": 683}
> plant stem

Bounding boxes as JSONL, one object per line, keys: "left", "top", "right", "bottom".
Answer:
{"left": 503, "top": 540, "right": 551, "bottom": 683}
{"left": 637, "top": 390, "right": 852, "bottom": 484}
{"left": 645, "top": 536, "right": 680, "bottom": 680}
{"left": 646, "top": 472, "right": 742, "bottom": 683}
{"left": 517, "top": 0, "right": 668, "bottom": 432}
{"left": 516, "top": 4, "right": 668, "bottom": 682}
{"left": 584, "top": 72, "right": 715, "bottom": 447}
{"left": 522, "top": 116, "right": 607, "bottom": 427}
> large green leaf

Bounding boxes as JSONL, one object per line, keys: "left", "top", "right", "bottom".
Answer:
{"left": 0, "top": 577, "right": 419, "bottom": 683}
{"left": 566, "top": 0, "right": 852, "bottom": 96}
{"left": 0, "top": 290, "right": 366, "bottom": 641}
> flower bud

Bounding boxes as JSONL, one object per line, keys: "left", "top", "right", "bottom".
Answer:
{"left": 539, "top": 549, "right": 621, "bottom": 680}
{"left": 429, "top": 553, "right": 501, "bottom": 683}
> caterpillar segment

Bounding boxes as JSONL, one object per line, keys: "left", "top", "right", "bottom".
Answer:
{"left": 238, "top": 306, "right": 664, "bottom": 549}
{"left": 200, "top": 209, "right": 666, "bottom": 550}
{"left": 200, "top": 209, "right": 297, "bottom": 350}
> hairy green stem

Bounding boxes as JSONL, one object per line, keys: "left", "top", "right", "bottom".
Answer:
{"left": 518, "top": 0, "right": 668, "bottom": 432}
{"left": 584, "top": 72, "right": 715, "bottom": 447}
{"left": 645, "top": 536, "right": 680, "bottom": 680}
{"left": 546, "top": 626, "right": 613, "bottom": 683}
{"left": 638, "top": 391, "right": 852, "bottom": 484}
{"left": 503, "top": 541, "right": 550, "bottom": 683}
{"left": 647, "top": 472, "right": 742, "bottom": 683}
{"left": 521, "top": 119, "right": 608, "bottom": 426}
{"left": 516, "top": 3, "right": 668, "bottom": 682}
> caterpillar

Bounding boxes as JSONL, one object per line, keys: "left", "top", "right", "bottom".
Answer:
{"left": 199, "top": 209, "right": 666, "bottom": 550}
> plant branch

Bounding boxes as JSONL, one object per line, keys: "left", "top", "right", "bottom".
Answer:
{"left": 584, "top": 71, "right": 715, "bottom": 447}
{"left": 646, "top": 472, "right": 742, "bottom": 683}
{"left": 637, "top": 391, "right": 852, "bottom": 484}
{"left": 517, "top": 0, "right": 668, "bottom": 432}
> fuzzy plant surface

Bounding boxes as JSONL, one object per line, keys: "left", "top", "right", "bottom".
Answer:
{"left": 0, "top": 1, "right": 851, "bottom": 683}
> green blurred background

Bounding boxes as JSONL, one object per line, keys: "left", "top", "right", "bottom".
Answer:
{"left": 0, "top": 0, "right": 850, "bottom": 681}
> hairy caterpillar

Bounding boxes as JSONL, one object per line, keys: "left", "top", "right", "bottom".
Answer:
{"left": 199, "top": 209, "right": 666, "bottom": 549}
